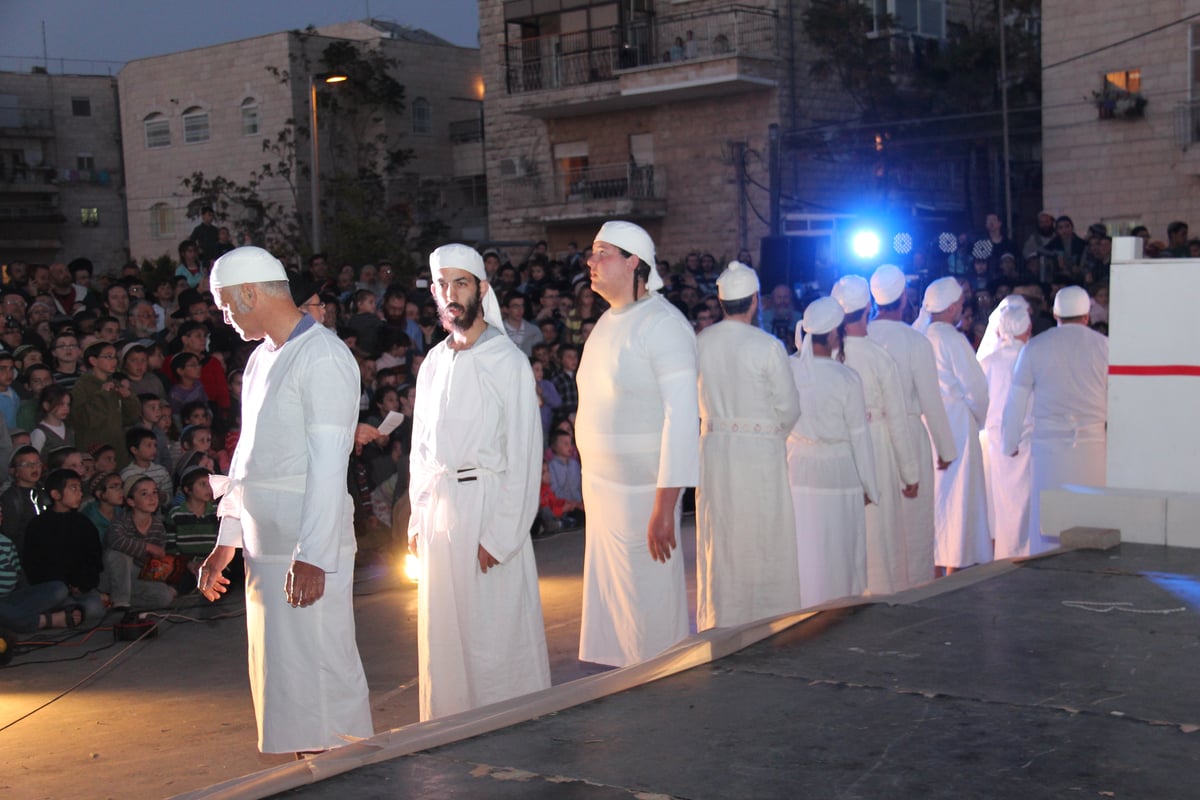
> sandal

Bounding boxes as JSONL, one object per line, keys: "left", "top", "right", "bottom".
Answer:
{"left": 41, "top": 605, "right": 84, "bottom": 629}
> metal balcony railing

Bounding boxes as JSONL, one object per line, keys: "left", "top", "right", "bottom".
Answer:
{"left": 449, "top": 117, "right": 483, "bottom": 143}
{"left": 503, "top": 5, "right": 778, "bottom": 95}
{"left": 0, "top": 106, "right": 53, "bottom": 130}
{"left": 499, "top": 160, "right": 666, "bottom": 209}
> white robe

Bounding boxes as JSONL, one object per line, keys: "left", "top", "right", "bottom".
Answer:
{"left": 980, "top": 340, "right": 1035, "bottom": 558}
{"left": 215, "top": 322, "right": 372, "bottom": 754}
{"left": 786, "top": 356, "right": 878, "bottom": 608}
{"left": 923, "top": 322, "right": 992, "bottom": 568}
{"left": 577, "top": 293, "right": 699, "bottom": 667}
{"left": 409, "top": 328, "right": 550, "bottom": 721}
{"left": 1001, "top": 324, "right": 1108, "bottom": 546}
{"left": 867, "top": 319, "right": 958, "bottom": 587}
{"left": 696, "top": 319, "right": 801, "bottom": 631}
{"left": 840, "top": 335, "right": 920, "bottom": 595}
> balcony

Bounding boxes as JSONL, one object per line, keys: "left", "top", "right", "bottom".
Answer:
{"left": 0, "top": 106, "right": 54, "bottom": 136}
{"left": 501, "top": 5, "right": 779, "bottom": 119}
{"left": 497, "top": 160, "right": 667, "bottom": 224}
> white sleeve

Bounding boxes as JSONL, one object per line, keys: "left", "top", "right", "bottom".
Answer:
{"left": 913, "top": 338, "right": 958, "bottom": 463}
{"left": 1002, "top": 346, "right": 1034, "bottom": 455}
{"left": 845, "top": 373, "right": 880, "bottom": 504}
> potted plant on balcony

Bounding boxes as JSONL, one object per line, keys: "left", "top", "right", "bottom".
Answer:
{"left": 1093, "top": 87, "right": 1147, "bottom": 120}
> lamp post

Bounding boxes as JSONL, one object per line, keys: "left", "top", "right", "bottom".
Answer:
{"left": 309, "top": 72, "right": 348, "bottom": 254}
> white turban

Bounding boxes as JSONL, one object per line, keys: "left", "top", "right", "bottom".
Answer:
{"left": 997, "top": 304, "right": 1031, "bottom": 341}
{"left": 832, "top": 275, "right": 871, "bottom": 314}
{"left": 716, "top": 260, "right": 759, "bottom": 301}
{"left": 210, "top": 246, "right": 288, "bottom": 297}
{"left": 1053, "top": 285, "right": 1090, "bottom": 317}
{"left": 794, "top": 296, "right": 844, "bottom": 372}
{"left": 429, "top": 243, "right": 504, "bottom": 331}
{"left": 913, "top": 276, "right": 963, "bottom": 333}
{"left": 870, "top": 264, "right": 907, "bottom": 306}
{"left": 977, "top": 293, "right": 1030, "bottom": 361}
{"left": 595, "top": 220, "right": 662, "bottom": 292}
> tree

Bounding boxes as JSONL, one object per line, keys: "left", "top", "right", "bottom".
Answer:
{"left": 182, "top": 30, "right": 448, "bottom": 271}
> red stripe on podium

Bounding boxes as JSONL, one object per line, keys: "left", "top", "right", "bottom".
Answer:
{"left": 1109, "top": 365, "right": 1200, "bottom": 376}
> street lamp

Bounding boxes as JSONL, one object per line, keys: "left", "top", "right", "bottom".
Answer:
{"left": 309, "top": 72, "right": 348, "bottom": 253}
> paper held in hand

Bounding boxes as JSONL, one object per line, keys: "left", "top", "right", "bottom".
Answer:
{"left": 377, "top": 411, "right": 405, "bottom": 437}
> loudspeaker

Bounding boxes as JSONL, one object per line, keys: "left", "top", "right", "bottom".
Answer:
{"left": 759, "top": 236, "right": 823, "bottom": 291}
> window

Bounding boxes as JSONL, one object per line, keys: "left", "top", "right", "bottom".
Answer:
{"left": 71, "top": 97, "right": 91, "bottom": 117}
{"left": 867, "top": 0, "right": 945, "bottom": 39}
{"left": 241, "top": 98, "right": 259, "bottom": 136}
{"left": 182, "top": 107, "right": 209, "bottom": 144}
{"left": 80, "top": 207, "right": 99, "bottom": 226}
{"left": 1105, "top": 69, "right": 1141, "bottom": 94}
{"left": 144, "top": 113, "right": 170, "bottom": 148}
{"left": 555, "top": 140, "right": 589, "bottom": 199}
{"left": 412, "top": 97, "right": 432, "bottom": 134}
{"left": 150, "top": 202, "right": 174, "bottom": 238}
{"left": 76, "top": 154, "right": 94, "bottom": 171}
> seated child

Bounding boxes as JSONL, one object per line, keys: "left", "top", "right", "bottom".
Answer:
{"left": 82, "top": 471, "right": 125, "bottom": 546}
{"left": 167, "top": 466, "right": 222, "bottom": 571}
{"left": 0, "top": 529, "right": 79, "bottom": 633}
{"left": 547, "top": 429, "right": 585, "bottom": 529}
{"left": 119, "top": 427, "right": 173, "bottom": 508}
{"left": 537, "top": 461, "right": 584, "bottom": 535}
{"left": 102, "top": 475, "right": 180, "bottom": 610}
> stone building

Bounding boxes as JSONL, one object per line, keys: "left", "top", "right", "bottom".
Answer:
{"left": 480, "top": 0, "right": 1029, "bottom": 276}
{"left": 1042, "top": 1, "right": 1199, "bottom": 240}
{"left": 119, "top": 20, "right": 484, "bottom": 264}
{"left": 0, "top": 71, "right": 126, "bottom": 268}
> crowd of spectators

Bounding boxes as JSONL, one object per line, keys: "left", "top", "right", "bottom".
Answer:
{"left": 0, "top": 209, "right": 1173, "bottom": 637}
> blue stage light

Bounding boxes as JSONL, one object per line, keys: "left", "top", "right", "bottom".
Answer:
{"left": 850, "top": 230, "right": 881, "bottom": 260}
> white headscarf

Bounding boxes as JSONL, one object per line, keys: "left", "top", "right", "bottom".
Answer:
{"left": 716, "top": 260, "right": 759, "bottom": 301}
{"left": 832, "top": 275, "right": 871, "bottom": 314}
{"left": 794, "top": 295, "right": 844, "bottom": 375}
{"left": 976, "top": 293, "right": 1031, "bottom": 361}
{"left": 913, "top": 277, "right": 963, "bottom": 333}
{"left": 595, "top": 220, "right": 662, "bottom": 292}
{"left": 429, "top": 243, "right": 504, "bottom": 331}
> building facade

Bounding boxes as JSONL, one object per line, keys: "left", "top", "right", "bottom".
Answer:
{"left": 0, "top": 71, "right": 126, "bottom": 268}
{"left": 1042, "top": 1, "right": 1199, "bottom": 240}
{"left": 119, "top": 21, "right": 484, "bottom": 264}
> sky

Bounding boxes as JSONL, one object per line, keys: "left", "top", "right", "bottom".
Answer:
{"left": 0, "top": 0, "right": 481, "bottom": 74}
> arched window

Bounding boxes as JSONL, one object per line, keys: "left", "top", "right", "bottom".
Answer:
{"left": 412, "top": 97, "right": 432, "bottom": 134}
{"left": 144, "top": 112, "right": 170, "bottom": 149}
{"left": 150, "top": 202, "right": 174, "bottom": 238}
{"left": 182, "top": 106, "right": 209, "bottom": 144}
{"left": 241, "top": 97, "right": 260, "bottom": 136}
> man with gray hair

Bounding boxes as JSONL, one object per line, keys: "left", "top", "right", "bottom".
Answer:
{"left": 695, "top": 261, "right": 800, "bottom": 630}
{"left": 196, "top": 246, "right": 372, "bottom": 756}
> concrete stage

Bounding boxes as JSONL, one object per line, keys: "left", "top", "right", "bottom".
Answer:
{"left": 4, "top": 531, "right": 1199, "bottom": 798}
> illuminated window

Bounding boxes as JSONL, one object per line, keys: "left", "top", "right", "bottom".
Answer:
{"left": 150, "top": 202, "right": 174, "bottom": 238}
{"left": 81, "top": 208, "right": 99, "bottom": 226}
{"left": 1105, "top": 69, "right": 1141, "bottom": 94}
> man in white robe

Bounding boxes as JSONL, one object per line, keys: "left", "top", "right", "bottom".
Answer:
{"left": 197, "top": 247, "right": 372, "bottom": 755}
{"left": 787, "top": 297, "right": 879, "bottom": 608}
{"left": 577, "top": 221, "right": 699, "bottom": 667}
{"left": 867, "top": 265, "right": 957, "bottom": 588}
{"left": 833, "top": 275, "right": 920, "bottom": 594}
{"left": 695, "top": 261, "right": 801, "bottom": 630}
{"left": 408, "top": 244, "right": 550, "bottom": 721}
{"left": 915, "top": 277, "right": 992, "bottom": 573}
{"left": 979, "top": 301, "right": 1036, "bottom": 558}
{"left": 1001, "top": 285, "right": 1108, "bottom": 550}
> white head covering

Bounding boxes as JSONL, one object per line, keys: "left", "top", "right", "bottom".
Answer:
{"left": 870, "top": 264, "right": 907, "bottom": 306}
{"left": 794, "top": 295, "right": 844, "bottom": 370}
{"left": 913, "top": 277, "right": 964, "bottom": 333}
{"left": 429, "top": 243, "right": 504, "bottom": 331}
{"left": 595, "top": 220, "right": 662, "bottom": 292}
{"left": 832, "top": 275, "right": 871, "bottom": 313}
{"left": 997, "top": 304, "right": 1031, "bottom": 341}
{"left": 1053, "top": 285, "right": 1090, "bottom": 317}
{"left": 976, "top": 293, "right": 1030, "bottom": 361}
{"left": 974, "top": 292, "right": 1032, "bottom": 362}
{"left": 716, "top": 260, "right": 759, "bottom": 301}
{"left": 209, "top": 246, "right": 288, "bottom": 297}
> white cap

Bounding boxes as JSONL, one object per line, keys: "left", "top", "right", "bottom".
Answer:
{"left": 429, "top": 243, "right": 504, "bottom": 331}
{"left": 595, "top": 221, "right": 661, "bottom": 291}
{"left": 801, "top": 296, "right": 845, "bottom": 336}
{"left": 1053, "top": 285, "right": 1090, "bottom": 317}
{"left": 923, "top": 277, "right": 963, "bottom": 314}
{"left": 832, "top": 275, "right": 871, "bottom": 313}
{"left": 870, "top": 264, "right": 907, "bottom": 305}
{"left": 716, "top": 261, "right": 759, "bottom": 301}
{"left": 210, "top": 246, "right": 288, "bottom": 295}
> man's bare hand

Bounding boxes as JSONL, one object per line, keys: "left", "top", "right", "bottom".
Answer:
{"left": 902, "top": 483, "right": 919, "bottom": 499}
{"left": 647, "top": 505, "right": 677, "bottom": 563}
{"left": 408, "top": 534, "right": 419, "bottom": 557}
{"left": 477, "top": 544, "right": 499, "bottom": 573}
{"left": 285, "top": 560, "right": 326, "bottom": 608}
{"left": 1009, "top": 449, "right": 1019, "bottom": 458}
{"left": 197, "top": 545, "right": 236, "bottom": 602}
{"left": 936, "top": 458, "right": 952, "bottom": 471}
